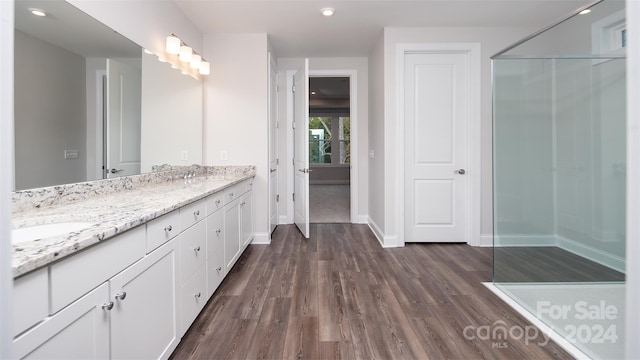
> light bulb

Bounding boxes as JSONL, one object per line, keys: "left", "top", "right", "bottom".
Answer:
{"left": 321, "top": 8, "right": 335, "bottom": 16}
{"left": 166, "top": 36, "right": 180, "bottom": 54}
{"left": 190, "top": 54, "right": 202, "bottom": 69}
{"left": 179, "top": 46, "right": 192, "bottom": 62}
{"left": 199, "top": 61, "right": 210, "bottom": 75}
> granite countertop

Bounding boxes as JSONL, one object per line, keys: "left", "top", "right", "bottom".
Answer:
{"left": 11, "top": 166, "right": 255, "bottom": 278}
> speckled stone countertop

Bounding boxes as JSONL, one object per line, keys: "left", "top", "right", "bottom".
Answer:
{"left": 11, "top": 165, "right": 256, "bottom": 278}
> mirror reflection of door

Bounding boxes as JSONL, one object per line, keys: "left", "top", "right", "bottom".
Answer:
{"left": 308, "top": 77, "right": 351, "bottom": 224}
{"left": 106, "top": 59, "right": 141, "bottom": 178}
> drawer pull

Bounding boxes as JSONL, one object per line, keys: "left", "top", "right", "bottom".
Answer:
{"left": 194, "top": 246, "right": 201, "bottom": 252}
{"left": 164, "top": 225, "right": 172, "bottom": 232}
{"left": 216, "top": 229, "right": 222, "bottom": 235}
{"left": 229, "top": 192, "right": 234, "bottom": 197}
{"left": 216, "top": 266, "right": 222, "bottom": 272}
{"left": 215, "top": 199, "right": 221, "bottom": 205}
{"left": 194, "top": 292, "right": 202, "bottom": 298}
{"left": 194, "top": 210, "right": 200, "bottom": 216}
{"left": 115, "top": 292, "right": 127, "bottom": 301}
{"left": 101, "top": 301, "right": 114, "bottom": 311}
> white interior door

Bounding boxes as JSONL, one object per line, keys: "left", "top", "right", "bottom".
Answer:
{"left": 293, "top": 59, "right": 310, "bottom": 238}
{"left": 269, "top": 54, "right": 279, "bottom": 235}
{"left": 107, "top": 59, "right": 141, "bottom": 178}
{"left": 404, "top": 52, "right": 470, "bottom": 242}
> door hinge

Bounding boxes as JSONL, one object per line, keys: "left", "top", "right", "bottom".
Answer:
{"left": 292, "top": 85, "right": 296, "bottom": 93}
{"left": 292, "top": 121, "right": 296, "bottom": 129}
{"left": 276, "top": 84, "right": 279, "bottom": 92}
{"left": 276, "top": 121, "right": 280, "bottom": 129}
{"left": 276, "top": 194, "right": 280, "bottom": 202}
{"left": 276, "top": 158, "right": 280, "bottom": 165}
{"left": 293, "top": 193, "right": 295, "bottom": 201}
{"left": 292, "top": 158, "right": 295, "bottom": 165}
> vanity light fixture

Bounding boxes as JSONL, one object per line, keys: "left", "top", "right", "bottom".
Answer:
{"left": 29, "top": 8, "right": 47, "bottom": 17}
{"left": 179, "top": 45, "right": 192, "bottom": 62}
{"left": 321, "top": 7, "right": 335, "bottom": 17}
{"left": 190, "top": 54, "right": 202, "bottom": 69}
{"left": 199, "top": 61, "right": 211, "bottom": 75}
{"left": 166, "top": 35, "right": 181, "bottom": 54}
{"left": 143, "top": 49, "right": 153, "bottom": 55}
{"left": 579, "top": 9, "right": 592, "bottom": 15}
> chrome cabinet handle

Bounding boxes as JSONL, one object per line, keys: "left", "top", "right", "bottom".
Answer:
{"left": 194, "top": 246, "right": 201, "bottom": 252}
{"left": 454, "top": 169, "right": 466, "bottom": 175}
{"left": 216, "top": 229, "right": 222, "bottom": 235}
{"left": 115, "top": 292, "right": 127, "bottom": 301}
{"left": 194, "top": 292, "right": 201, "bottom": 298}
{"left": 164, "top": 225, "right": 172, "bottom": 232}
{"left": 102, "top": 301, "right": 114, "bottom": 311}
{"left": 270, "top": 168, "right": 276, "bottom": 173}
{"left": 229, "top": 192, "right": 234, "bottom": 197}
{"left": 194, "top": 210, "right": 200, "bottom": 216}
{"left": 215, "top": 199, "right": 221, "bottom": 205}
{"left": 216, "top": 266, "right": 222, "bottom": 271}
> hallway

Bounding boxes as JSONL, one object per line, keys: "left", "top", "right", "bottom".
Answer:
{"left": 170, "top": 224, "right": 571, "bottom": 359}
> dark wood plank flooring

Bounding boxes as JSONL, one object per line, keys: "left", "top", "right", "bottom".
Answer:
{"left": 170, "top": 224, "right": 573, "bottom": 359}
{"left": 494, "top": 247, "right": 625, "bottom": 282}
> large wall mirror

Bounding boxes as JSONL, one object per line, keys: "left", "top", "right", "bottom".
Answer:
{"left": 14, "top": 0, "right": 203, "bottom": 191}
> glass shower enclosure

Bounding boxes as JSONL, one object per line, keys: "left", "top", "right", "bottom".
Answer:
{"left": 492, "top": 0, "right": 626, "bottom": 358}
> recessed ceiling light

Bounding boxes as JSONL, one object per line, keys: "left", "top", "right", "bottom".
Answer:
{"left": 579, "top": 9, "right": 592, "bottom": 15}
{"left": 29, "top": 8, "right": 46, "bottom": 17}
{"left": 321, "top": 8, "right": 335, "bottom": 17}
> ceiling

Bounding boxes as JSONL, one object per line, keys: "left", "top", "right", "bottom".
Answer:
{"left": 173, "top": 0, "right": 591, "bottom": 57}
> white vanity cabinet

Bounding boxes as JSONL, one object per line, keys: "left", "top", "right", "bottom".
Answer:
{"left": 109, "top": 240, "right": 179, "bottom": 360}
{"left": 223, "top": 180, "right": 254, "bottom": 272}
{"left": 13, "top": 283, "right": 110, "bottom": 359}
{"left": 240, "top": 190, "right": 254, "bottom": 247}
{"left": 206, "top": 207, "right": 225, "bottom": 298}
{"left": 176, "top": 220, "right": 207, "bottom": 336}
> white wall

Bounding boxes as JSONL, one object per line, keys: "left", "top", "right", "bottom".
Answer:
{"left": 140, "top": 52, "right": 203, "bottom": 172}
{"left": 203, "top": 33, "right": 270, "bottom": 242}
{"left": 371, "top": 26, "right": 537, "bottom": 243}
{"left": 85, "top": 57, "right": 106, "bottom": 180}
{"left": 14, "top": 30, "right": 87, "bottom": 190}
{"left": 276, "top": 57, "right": 369, "bottom": 224}
{"left": 0, "top": 1, "right": 14, "bottom": 357}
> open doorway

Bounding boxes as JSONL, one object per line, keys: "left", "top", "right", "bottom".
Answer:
{"left": 308, "top": 76, "right": 351, "bottom": 223}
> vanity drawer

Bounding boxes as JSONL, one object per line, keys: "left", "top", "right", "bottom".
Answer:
{"left": 245, "top": 179, "right": 254, "bottom": 193}
{"left": 206, "top": 192, "right": 224, "bottom": 216}
{"left": 224, "top": 183, "right": 244, "bottom": 205}
{"left": 13, "top": 268, "right": 48, "bottom": 337}
{"left": 206, "top": 247, "right": 225, "bottom": 298}
{"left": 177, "top": 220, "right": 206, "bottom": 283}
{"left": 146, "top": 209, "right": 180, "bottom": 253}
{"left": 180, "top": 198, "right": 206, "bottom": 230}
{"left": 50, "top": 225, "right": 146, "bottom": 314}
{"left": 206, "top": 209, "right": 224, "bottom": 255}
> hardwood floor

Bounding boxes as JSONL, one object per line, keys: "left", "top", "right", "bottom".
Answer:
{"left": 170, "top": 224, "right": 572, "bottom": 359}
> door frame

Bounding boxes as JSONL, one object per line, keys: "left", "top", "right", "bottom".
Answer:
{"left": 268, "top": 52, "right": 278, "bottom": 235}
{"left": 396, "top": 43, "right": 481, "bottom": 246}
{"left": 308, "top": 69, "right": 358, "bottom": 223}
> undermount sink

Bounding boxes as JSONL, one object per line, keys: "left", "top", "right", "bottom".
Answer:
{"left": 12, "top": 222, "right": 94, "bottom": 244}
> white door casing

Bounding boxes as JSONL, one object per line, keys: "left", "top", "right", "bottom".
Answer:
{"left": 107, "top": 59, "right": 141, "bottom": 178}
{"left": 269, "top": 53, "right": 279, "bottom": 235}
{"left": 398, "top": 44, "right": 481, "bottom": 245}
{"left": 293, "top": 59, "right": 310, "bottom": 238}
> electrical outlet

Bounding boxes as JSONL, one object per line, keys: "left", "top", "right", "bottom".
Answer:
{"left": 220, "top": 151, "right": 228, "bottom": 161}
{"left": 180, "top": 150, "right": 189, "bottom": 161}
{"left": 64, "top": 150, "right": 79, "bottom": 159}
{"left": 369, "top": 150, "right": 375, "bottom": 159}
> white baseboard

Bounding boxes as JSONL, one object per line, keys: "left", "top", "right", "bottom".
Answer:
{"left": 278, "top": 215, "right": 291, "bottom": 225}
{"left": 251, "top": 232, "right": 270, "bottom": 244}
{"left": 367, "top": 217, "right": 385, "bottom": 247}
{"left": 355, "top": 215, "right": 368, "bottom": 224}
{"left": 556, "top": 235, "right": 625, "bottom": 273}
{"left": 493, "top": 234, "right": 557, "bottom": 247}
{"left": 479, "top": 234, "right": 493, "bottom": 247}
{"left": 309, "top": 180, "right": 350, "bottom": 185}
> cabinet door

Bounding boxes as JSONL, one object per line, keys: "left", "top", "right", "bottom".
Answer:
{"left": 110, "top": 240, "right": 178, "bottom": 360}
{"left": 13, "top": 283, "right": 110, "bottom": 360}
{"left": 241, "top": 191, "right": 254, "bottom": 247}
{"left": 224, "top": 198, "right": 241, "bottom": 272}
{"left": 178, "top": 266, "right": 207, "bottom": 336}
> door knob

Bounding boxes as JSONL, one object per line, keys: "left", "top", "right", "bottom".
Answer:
{"left": 270, "top": 168, "right": 277, "bottom": 173}
{"left": 298, "top": 168, "right": 312, "bottom": 173}
{"left": 110, "top": 168, "right": 124, "bottom": 174}
{"left": 454, "top": 169, "right": 466, "bottom": 175}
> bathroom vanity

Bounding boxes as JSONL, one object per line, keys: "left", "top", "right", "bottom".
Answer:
{"left": 10, "top": 166, "right": 255, "bottom": 359}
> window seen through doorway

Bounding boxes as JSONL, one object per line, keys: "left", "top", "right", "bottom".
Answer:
{"left": 309, "top": 77, "right": 350, "bottom": 165}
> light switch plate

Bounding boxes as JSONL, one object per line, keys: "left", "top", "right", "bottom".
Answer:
{"left": 64, "top": 150, "right": 79, "bottom": 159}
{"left": 180, "top": 150, "right": 188, "bottom": 161}
{"left": 220, "top": 151, "right": 228, "bottom": 161}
